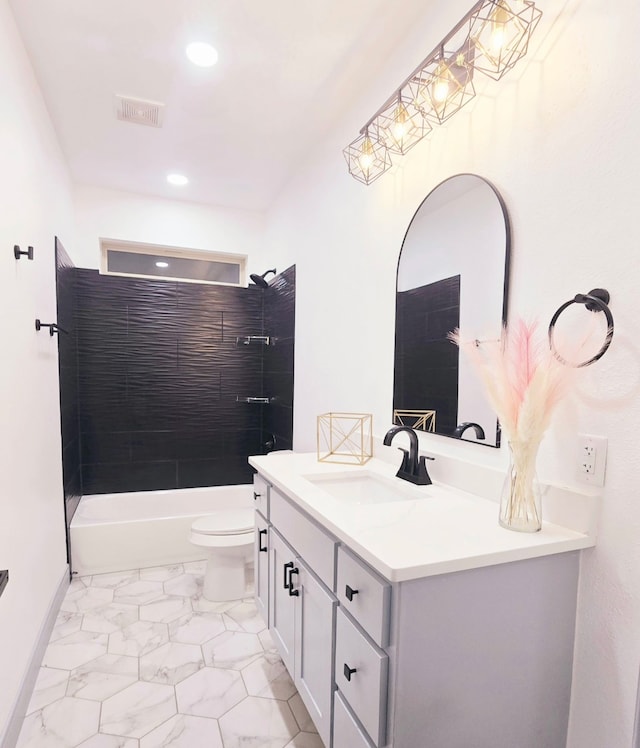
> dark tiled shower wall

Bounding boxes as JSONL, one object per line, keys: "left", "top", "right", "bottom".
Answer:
{"left": 263, "top": 266, "right": 295, "bottom": 451}
{"left": 55, "top": 238, "right": 82, "bottom": 552}
{"left": 394, "top": 275, "right": 460, "bottom": 437}
{"left": 74, "top": 267, "right": 295, "bottom": 494}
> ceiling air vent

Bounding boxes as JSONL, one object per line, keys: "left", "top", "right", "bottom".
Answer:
{"left": 114, "top": 95, "right": 164, "bottom": 127}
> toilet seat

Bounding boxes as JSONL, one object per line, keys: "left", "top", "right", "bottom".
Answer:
{"left": 191, "top": 509, "right": 254, "bottom": 536}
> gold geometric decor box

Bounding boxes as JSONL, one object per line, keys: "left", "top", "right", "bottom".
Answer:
{"left": 317, "top": 412, "right": 373, "bottom": 465}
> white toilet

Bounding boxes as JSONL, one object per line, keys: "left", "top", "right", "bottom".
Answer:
{"left": 189, "top": 508, "right": 255, "bottom": 602}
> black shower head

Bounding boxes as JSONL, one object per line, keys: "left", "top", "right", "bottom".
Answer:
{"left": 249, "top": 268, "right": 277, "bottom": 288}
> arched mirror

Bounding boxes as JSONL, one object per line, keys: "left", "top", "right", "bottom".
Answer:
{"left": 393, "top": 174, "right": 510, "bottom": 447}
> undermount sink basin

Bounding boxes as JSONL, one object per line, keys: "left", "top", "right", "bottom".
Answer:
{"left": 304, "top": 470, "right": 430, "bottom": 505}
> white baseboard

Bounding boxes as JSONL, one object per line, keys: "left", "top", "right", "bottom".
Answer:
{"left": 0, "top": 566, "right": 69, "bottom": 748}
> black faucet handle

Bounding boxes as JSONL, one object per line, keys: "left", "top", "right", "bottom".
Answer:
{"left": 416, "top": 455, "right": 434, "bottom": 485}
{"left": 397, "top": 447, "right": 411, "bottom": 473}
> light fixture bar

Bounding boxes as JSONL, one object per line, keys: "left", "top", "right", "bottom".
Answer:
{"left": 345, "top": 0, "right": 543, "bottom": 184}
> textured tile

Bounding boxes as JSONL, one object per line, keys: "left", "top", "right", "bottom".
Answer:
{"left": 289, "top": 693, "right": 315, "bottom": 732}
{"left": 139, "top": 596, "right": 192, "bottom": 624}
{"left": 82, "top": 603, "right": 139, "bottom": 633}
{"left": 100, "top": 682, "right": 176, "bottom": 739}
{"left": 25, "top": 668, "right": 69, "bottom": 715}
{"left": 241, "top": 654, "right": 296, "bottom": 700}
{"left": 140, "top": 642, "right": 204, "bottom": 685}
{"left": 67, "top": 654, "right": 139, "bottom": 701}
{"left": 168, "top": 611, "right": 226, "bottom": 645}
{"left": 17, "top": 696, "right": 100, "bottom": 748}
{"left": 139, "top": 714, "right": 223, "bottom": 748}
{"left": 218, "top": 696, "right": 299, "bottom": 748}
{"left": 140, "top": 564, "right": 184, "bottom": 582}
{"left": 175, "top": 668, "right": 246, "bottom": 718}
{"left": 113, "top": 581, "right": 165, "bottom": 606}
{"left": 201, "top": 630, "right": 264, "bottom": 670}
{"left": 42, "top": 630, "right": 109, "bottom": 670}
{"left": 108, "top": 620, "right": 169, "bottom": 657}
{"left": 60, "top": 586, "right": 114, "bottom": 614}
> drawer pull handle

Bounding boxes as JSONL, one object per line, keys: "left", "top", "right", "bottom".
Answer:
{"left": 345, "top": 585, "right": 359, "bottom": 602}
{"left": 284, "top": 561, "right": 294, "bottom": 590}
{"left": 253, "top": 491, "right": 260, "bottom": 501}
{"left": 258, "top": 529, "right": 268, "bottom": 552}
{"left": 343, "top": 663, "right": 357, "bottom": 682}
{"left": 288, "top": 566, "right": 299, "bottom": 596}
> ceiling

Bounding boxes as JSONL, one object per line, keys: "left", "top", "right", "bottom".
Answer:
{"left": 10, "top": 0, "right": 433, "bottom": 211}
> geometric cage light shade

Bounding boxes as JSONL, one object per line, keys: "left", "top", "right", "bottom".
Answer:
{"left": 343, "top": 127, "right": 392, "bottom": 185}
{"left": 343, "top": 0, "right": 543, "bottom": 185}
{"left": 468, "top": 0, "right": 543, "bottom": 80}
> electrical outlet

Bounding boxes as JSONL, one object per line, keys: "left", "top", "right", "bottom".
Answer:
{"left": 577, "top": 434, "right": 608, "bottom": 487}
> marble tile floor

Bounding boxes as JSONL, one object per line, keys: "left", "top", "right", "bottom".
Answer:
{"left": 17, "top": 561, "right": 324, "bottom": 748}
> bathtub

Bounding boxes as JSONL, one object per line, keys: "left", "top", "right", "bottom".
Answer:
{"left": 70, "top": 485, "right": 253, "bottom": 576}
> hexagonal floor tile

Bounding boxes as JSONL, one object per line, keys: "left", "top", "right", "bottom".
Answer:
{"left": 139, "top": 595, "right": 192, "bottom": 623}
{"left": 77, "top": 734, "right": 138, "bottom": 747}
{"left": 100, "top": 681, "right": 176, "bottom": 739}
{"left": 183, "top": 560, "right": 207, "bottom": 575}
{"left": 223, "top": 601, "right": 267, "bottom": 634}
{"left": 163, "top": 574, "right": 201, "bottom": 598}
{"left": 25, "top": 668, "right": 69, "bottom": 715}
{"left": 90, "top": 569, "right": 140, "bottom": 590}
{"left": 17, "top": 696, "right": 100, "bottom": 748}
{"left": 168, "top": 611, "right": 226, "bottom": 645}
{"left": 218, "top": 696, "right": 299, "bottom": 748}
{"left": 288, "top": 693, "right": 315, "bottom": 732}
{"left": 113, "top": 580, "right": 165, "bottom": 605}
{"left": 140, "top": 642, "right": 204, "bottom": 685}
{"left": 139, "top": 564, "right": 185, "bottom": 582}
{"left": 50, "top": 610, "right": 83, "bottom": 642}
{"left": 108, "top": 620, "right": 168, "bottom": 657}
{"left": 201, "top": 630, "right": 263, "bottom": 670}
{"left": 241, "top": 654, "right": 296, "bottom": 700}
{"left": 82, "top": 603, "right": 139, "bottom": 634}
{"left": 67, "top": 654, "right": 139, "bottom": 701}
{"left": 59, "top": 586, "right": 114, "bottom": 614}
{"left": 175, "top": 667, "right": 246, "bottom": 718}
{"left": 140, "top": 714, "right": 223, "bottom": 748}
{"left": 285, "top": 732, "right": 325, "bottom": 748}
{"left": 41, "top": 630, "right": 109, "bottom": 670}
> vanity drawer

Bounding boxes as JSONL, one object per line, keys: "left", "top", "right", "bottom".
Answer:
{"left": 335, "top": 607, "right": 388, "bottom": 747}
{"left": 337, "top": 545, "right": 390, "bottom": 648}
{"left": 253, "top": 474, "right": 270, "bottom": 517}
{"left": 333, "top": 690, "right": 375, "bottom": 748}
{"left": 269, "top": 487, "right": 335, "bottom": 589}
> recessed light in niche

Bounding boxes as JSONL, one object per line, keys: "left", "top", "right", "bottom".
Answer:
{"left": 167, "top": 173, "right": 189, "bottom": 186}
{"left": 186, "top": 42, "right": 218, "bottom": 68}
{"left": 155, "top": 261, "right": 169, "bottom": 268}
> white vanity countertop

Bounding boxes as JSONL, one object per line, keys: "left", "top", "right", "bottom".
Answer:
{"left": 249, "top": 452, "right": 596, "bottom": 583}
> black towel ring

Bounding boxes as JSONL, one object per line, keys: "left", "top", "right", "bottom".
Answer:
{"left": 548, "top": 288, "right": 614, "bottom": 368}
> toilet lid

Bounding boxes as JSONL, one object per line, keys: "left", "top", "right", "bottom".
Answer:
{"left": 192, "top": 509, "right": 254, "bottom": 536}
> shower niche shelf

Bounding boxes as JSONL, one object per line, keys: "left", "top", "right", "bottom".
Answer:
{"left": 236, "top": 335, "right": 274, "bottom": 346}
{"left": 236, "top": 396, "right": 275, "bottom": 404}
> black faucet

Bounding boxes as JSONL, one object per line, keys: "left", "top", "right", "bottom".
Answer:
{"left": 383, "top": 426, "right": 433, "bottom": 485}
{"left": 453, "top": 422, "right": 486, "bottom": 440}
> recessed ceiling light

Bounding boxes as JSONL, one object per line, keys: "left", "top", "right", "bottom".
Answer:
{"left": 167, "top": 173, "right": 188, "bottom": 186}
{"left": 186, "top": 42, "right": 218, "bottom": 68}
{"left": 155, "top": 261, "right": 169, "bottom": 268}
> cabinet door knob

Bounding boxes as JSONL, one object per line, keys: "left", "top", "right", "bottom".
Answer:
{"left": 288, "top": 566, "right": 299, "bottom": 596}
{"left": 345, "top": 584, "right": 359, "bottom": 602}
{"left": 283, "top": 561, "right": 294, "bottom": 590}
{"left": 258, "top": 529, "right": 268, "bottom": 552}
{"left": 253, "top": 491, "right": 260, "bottom": 501}
{"left": 343, "top": 663, "right": 357, "bottom": 682}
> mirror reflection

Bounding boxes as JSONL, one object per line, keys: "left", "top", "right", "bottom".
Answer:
{"left": 393, "top": 174, "right": 510, "bottom": 447}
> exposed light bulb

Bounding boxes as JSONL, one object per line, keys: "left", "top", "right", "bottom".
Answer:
{"left": 359, "top": 138, "right": 375, "bottom": 171}
{"left": 391, "top": 104, "right": 410, "bottom": 140}
{"left": 490, "top": 5, "right": 510, "bottom": 52}
{"left": 433, "top": 79, "right": 450, "bottom": 104}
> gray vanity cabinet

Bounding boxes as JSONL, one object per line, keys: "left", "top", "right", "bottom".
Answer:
{"left": 267, "top": 489, "right": 338, "bottom": 748}
{"left": 254, "top": 510, "right": 269, "bottom": 622}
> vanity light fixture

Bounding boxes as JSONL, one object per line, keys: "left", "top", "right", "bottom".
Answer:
{"left": 344, "top": 0, "right": 543, "bottom": 184}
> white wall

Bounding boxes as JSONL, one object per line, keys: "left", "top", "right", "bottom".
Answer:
{"left": 0, "top": 0, "right": 74, "bottom": 740}
{"left": 72, "top": 184, "right": 267, "bottom": 272}
{"left": 266, "top": 0, "right": 640, "bottom": 744}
